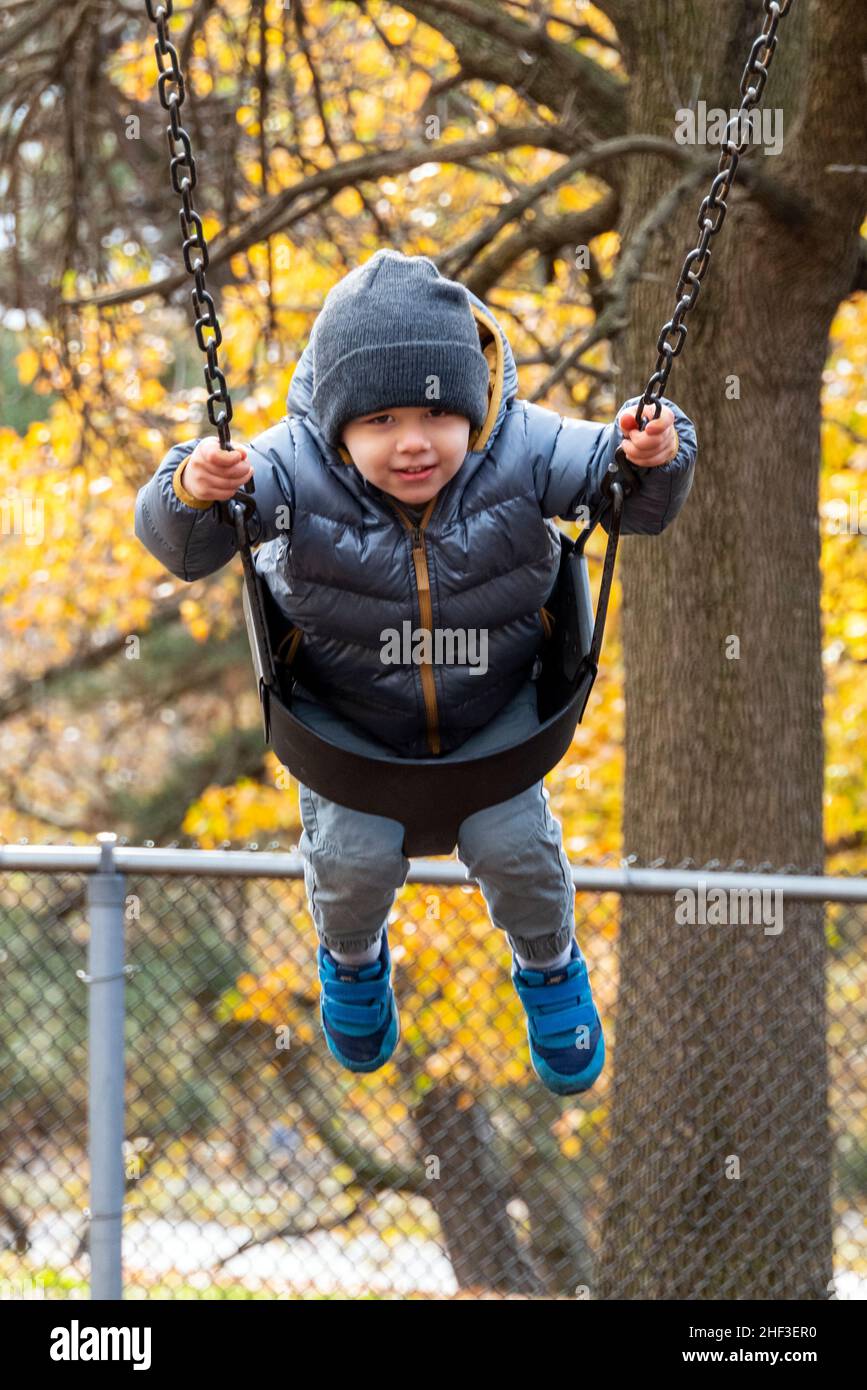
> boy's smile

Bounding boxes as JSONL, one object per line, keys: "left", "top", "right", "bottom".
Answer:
{"left": 341, "top": 406, "right": 471, "bottom": 503}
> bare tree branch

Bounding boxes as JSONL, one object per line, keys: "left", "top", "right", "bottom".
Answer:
{"left": 397, "top": 0, "right": 626, "bottom": 137}
{"left": 69, "top": 123, "right": 808, "bottom": 314}
{"left": 528, "top": 163, "right": 710, "bottom": 399}
{"left": 0, "top": 596, "right": 189, "bottom": 721}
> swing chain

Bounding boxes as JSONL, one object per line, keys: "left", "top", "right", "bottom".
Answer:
{"left": 628, "top": 0, "right": 795, "bottom": 434}
{"left": 145, "top": 0, "right": 244, "bottom": 519}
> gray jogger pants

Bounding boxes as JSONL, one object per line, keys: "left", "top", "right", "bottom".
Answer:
{"left": 294, "top": 675, "right": 576, "bottom": 963}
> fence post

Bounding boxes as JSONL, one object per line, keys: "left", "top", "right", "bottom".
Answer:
{"left": 84, "top": 831, "right": 127, "bottom": 1300}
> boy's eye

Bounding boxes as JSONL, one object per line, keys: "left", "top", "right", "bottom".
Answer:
{"left": 364, "top": 409, "right": 451, "bottom": 424}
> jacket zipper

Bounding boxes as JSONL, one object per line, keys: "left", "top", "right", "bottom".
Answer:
{"left": 386, "top": 499, "right": 441, "bottom": 754}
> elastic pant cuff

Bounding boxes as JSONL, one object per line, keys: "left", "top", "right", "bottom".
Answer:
{"left": 319, "top": 925, "right": 385, "bottom": 955}
{"left": 506, "top": 925, "right": 574, "bottom": 962}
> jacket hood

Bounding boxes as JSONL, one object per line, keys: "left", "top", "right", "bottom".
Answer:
{"left": 285, "top": 282, "right": 518, "bottom": 466}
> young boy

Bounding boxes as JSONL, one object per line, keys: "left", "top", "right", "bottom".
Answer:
{"left": 135, "top": 248, "right": 697, "bottom": 1096}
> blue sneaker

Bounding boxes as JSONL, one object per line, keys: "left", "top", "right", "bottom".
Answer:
{"left": 511, "top": 941, "right": 605, "bottom": 1096}
{"left": 317, "top": 932, "right": 400, "bottom": 1073}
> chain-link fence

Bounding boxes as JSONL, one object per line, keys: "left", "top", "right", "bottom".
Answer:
{"left": 0, "top": 838, "right": 864, "bottom": 1300}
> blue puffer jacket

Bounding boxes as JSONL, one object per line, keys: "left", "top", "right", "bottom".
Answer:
{"left": 134, "top": 288, "right": 697, "bottom": 757}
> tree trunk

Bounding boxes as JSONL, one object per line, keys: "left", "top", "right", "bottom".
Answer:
{"left": 412, "top": 1079, "right": 544, "bottom": 1293}
{"left": 598, "top": 0, "right": 867, "bottom": 1299}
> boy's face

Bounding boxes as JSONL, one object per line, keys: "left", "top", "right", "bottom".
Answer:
{"left": 341, "top": 406, "right": 471, "bottom": 504}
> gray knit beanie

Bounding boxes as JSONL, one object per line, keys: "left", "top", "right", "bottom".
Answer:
{"left": 309, "top": 249, "right": 491, "bottom": 448}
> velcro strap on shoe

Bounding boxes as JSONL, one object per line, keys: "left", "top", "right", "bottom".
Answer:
{"left": 323, "top": 979, "right": 387, "bottom": 1030}
{"left": 325, "top": 976, "right": 383, "bottom": 1004}
{"left": 524, "top": 974, "right": 585, "bottom": 1009}
{"left": 532, "top": 1000, "right": 597, "bottom": 1039}
{"left": 326, "top": 1000, "right": 386, "bottom": 1032}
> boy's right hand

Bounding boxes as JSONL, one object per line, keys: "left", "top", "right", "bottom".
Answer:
{"left": 181, "top": 438, "right": 253, "bottom": 502}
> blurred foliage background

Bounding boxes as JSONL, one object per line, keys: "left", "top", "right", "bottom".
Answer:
{"left": 0, "top": 0, "right": 864, "bottom": 1297}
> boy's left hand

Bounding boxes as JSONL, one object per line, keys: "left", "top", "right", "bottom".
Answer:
{"left": 617, "top": 405, "right": 679, "bottom": 468}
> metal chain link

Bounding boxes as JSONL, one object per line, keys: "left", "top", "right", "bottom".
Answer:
{"left": 145, "top": 0, "right": 238, "bottom": 460}
{"left": 630, "top": 0, "right": 795, "bottom": 430}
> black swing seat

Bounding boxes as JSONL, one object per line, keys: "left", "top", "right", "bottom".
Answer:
{"left": 232, "top": 458, "right": 638, "bottom": 859}
{"left": 246, "top": 532, "right": 595, "bottom": 858}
